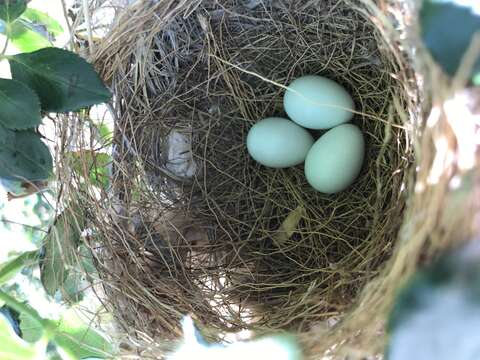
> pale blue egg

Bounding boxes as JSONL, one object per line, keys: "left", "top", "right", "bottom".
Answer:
{"left": 247, "top": 117, "right": 314, "bottom": 168}
{"left": 284, "top": 75, "right": 355, "bottom": 129}
{"left": 305, "top": 124, "right": 364, "bottom": 193}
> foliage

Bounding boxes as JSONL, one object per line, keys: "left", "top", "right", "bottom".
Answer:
{"left": 0, "top": 78, "right": 41, "bottom": 129}
{"left": 0, "top": 290, "right": 113, "bottom": 359}
{"left": 387, "top": 243, "right": 480, "bottom": 360}
{"left": 0, "top": 129, "right": 52, "bottom": 181}
{"left": 8, "top": 7, "right": 64, "bottom": 52}
{"left": 0, "top": 2, "right": 113, "bottom": 359}
{"left": 0, "top": 0, "right": 110, "bottom": 182}
{"left": 420, "top": 0, "right": 480, "bottom": 81}
{"left": 0, "top": 250, "right": 38, "bottom": 285}
{"left": 40, "top": 207, "right": 84, "bottom": 297}
{"left": 68, "top": 151, "right": 112, "bottom": 190}
{"left": 0, "top": 314, "right": 46, "bottom": 360}
{"left": 9, "top": 48, "right": 111, "bottom": 112}
{"left": 0, "top": 0, "right": 27, "bottom": 23}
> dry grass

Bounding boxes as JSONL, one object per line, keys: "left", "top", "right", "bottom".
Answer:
{"left": 54, "top": 0, "right": 480, "bottom": 358}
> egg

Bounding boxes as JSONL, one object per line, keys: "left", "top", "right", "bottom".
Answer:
{"left": 247, "top": 117, "right": 314, "bottom": 168}
{"left": 304, "top": 124, "right": 364, "bottom": 193}
{"left": 283, "top": 75, "right": 355, "bottom": 129}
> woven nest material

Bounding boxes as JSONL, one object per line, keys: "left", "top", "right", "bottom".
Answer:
{"left": 62, "top": 0, "right": 480, "bottom": 357}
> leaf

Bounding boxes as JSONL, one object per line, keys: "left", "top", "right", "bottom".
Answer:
{"left": 0, "top": 314, "right": 45, "bottom": 360}
{"left": 0, "top": 177, "right": 24, "bottom": 194}
{"left": 60, "top": 269, "right": 84, "bottom": 303}
{"left": 53, "top": 309, "right": 113, "bottom": 359}
{"left": 9, "top": 48, "right": 111, "bottom": 112}
{"left": 273, "top": 206, "right": 306, "bottom": 246}
{"left": 0, "top": 0, "right": 27, "bottom": 23}
{"left": 19, "top": 311, "right": 43, "bottom": 343}
{"left": 386, "top": 242, "right": 480, "bottom": 360}
{"left": 0, "top": 122, "right": 7, "bottom": 146}
{"left": 21, "top": 8, "right": 63, "bottom": 37}
{"left": 0, "top": 130, "right": 52, "bottom": 181}
{"left": 68, "top": 150, "right": 112, "bottom": 189}
{"left": 78, "top": 244, "right": 97, "bottom": 275}
{"left": 97, "top": 123, "right": 113, "bottom": 143}
{"left": 0, "top": 291, "right": 49, "bottom": 330}
{"left": 1, "top": 305, "right": 21, "bottom": 336}
{"left": 0, "top": 78, "right": 42, "bottom": 130}
{"left": 9, "top": 20, "right": 52, "bottom": 52}
{"left": 420, "top": 0, "right": 480, "bottom": 79}
{"left": 40, "top": 208, "right": 84, "bottom": 297}
{"left": 0, "top": 250, "right": 38, "bottom": 285}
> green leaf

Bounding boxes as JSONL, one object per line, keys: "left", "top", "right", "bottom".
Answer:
{"left": 420, "top": 0, "right": 480, "bottom": 79}
{"left": 0, "top": 123, "right": 7, "bottom": 146}
{"left": 0, "top": 78, "right": 42, "bottom": 130}
{"left": 40, "top": 208, "right": 84, "bottom": 297}
{"left": 0, "top": 291, "right": 52, "bottom": 338}
{"left": 9, "top": 48, "right": 111, "bottom": 112}
{"left": 68, "top": 151, "right": 111, "bottom": 189}
{"left": 53, "top": 309, "right": 113, "bottom": 359}
{"left": 21, "top": 8, "right": 63, "bottom": 37}
{"left": 19, "top": 311, "right": 43, "bottom": 343}
{"left": 0, "top": 250, "right": 38, "bottom": 285}
{"left": 0, "top": 0, "right": 27, "bottom": 23}
{"left": 0, "top": 314, "right": 46, "bottom": 360}
{"left": 78, "top": 244, "right": 96, "bottom": 275}
{"left": 98, "top": 123, "right": 113, "bottom": 143}
{"left": 9, "top": 20, "right": 52, "bottom": 52}
{"left": 21, "top": 309, "right": 112, "bottom": 359}
{"left": 61, "top": 269, "right": 84, "bottom": 303}
{"left": 273, "top": 206, "right": 306, "bottom": 246}
{"left": 0, "top": 130, "right": 52, "bottom": 181}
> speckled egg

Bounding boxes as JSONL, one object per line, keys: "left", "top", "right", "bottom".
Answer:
{"left": 304, "top": 124, "right": 365, "bottom": 193}
{"left": 247, "top": 117, "right": 314, "bottom": 168}
{"left": 284, "top": 75, "right": 355, "bottom": 129}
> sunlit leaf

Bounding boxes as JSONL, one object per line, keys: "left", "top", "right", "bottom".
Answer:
{"left": 9, "top": 20, "right": 52, "bottom": 52}
{"left": 19, "top": 311, "right": 43, "bottom": 343}
{"left": 0, "top": 314, "right": 46, "bottom": 360}
{"left": 9, "top": 48, "right": 111, "bottom": 112}
{"left": 53, "top": 309, "right": 113, "bottom": 359}
{"left": 0, "top": 250, "right": 38, "bottom": 285}
{"left": 68, "top": 151, "right": 112, "bottom": 189}
{"left": 21, "top": 8, "right": 63, "bottom": 37}
{"left": 97, "top": 123, "right": 113, "bottom": 143}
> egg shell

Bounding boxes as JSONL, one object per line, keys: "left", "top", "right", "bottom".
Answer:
{"left": 305, "top": 124, "right": 364, "bottom": 193}
{"left": 284, "top": 75, "right": 355, "bottom": 129}
{"left": 247, "top": 117, "right": 314, "bottom": 168}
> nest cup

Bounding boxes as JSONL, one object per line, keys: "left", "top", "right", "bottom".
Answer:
{"left": 72, "top": 0, "right": 480, "bottom": 357}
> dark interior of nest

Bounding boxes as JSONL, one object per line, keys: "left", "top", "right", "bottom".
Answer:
{"left": 106, "top": 0, "right": 413, "bottom": 338}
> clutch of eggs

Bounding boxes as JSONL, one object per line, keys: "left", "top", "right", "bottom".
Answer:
{"left": 246, "top": 75, "right": 364, "bottom": 194}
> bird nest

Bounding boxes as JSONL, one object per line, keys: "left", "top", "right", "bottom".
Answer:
{"left": 60, "top": 0, "right": 480, "bottom": 357}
